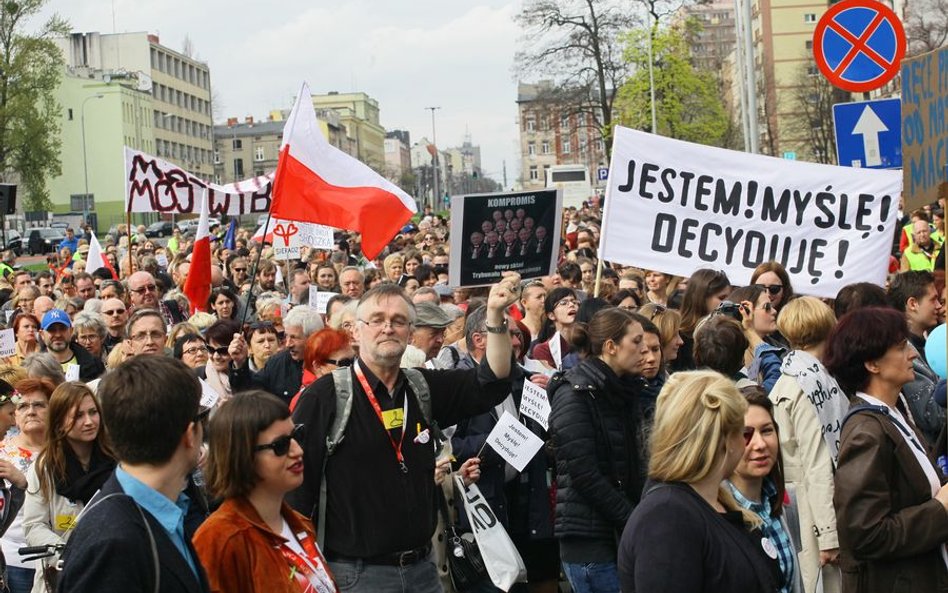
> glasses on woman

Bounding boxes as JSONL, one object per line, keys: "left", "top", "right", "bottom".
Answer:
{"left": 325, "top": 357, "right": 354, "bottom": 367}
{"left": 556, "top": 298, "right": 579, "bottom": 309}
{"left": 755, "top": 284, "right": 783, "bottom": 296}
{"left": 208, "top": 346, "right": 230, "bottom": 357}
{"left": 254, "top": 424, "right": 306, "bottom": 456}
{"left": 183, "top": 345, "right": 209, "bottom": 357}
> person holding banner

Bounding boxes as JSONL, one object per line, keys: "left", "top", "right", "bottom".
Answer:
{"left": 547, "top": 308, "right": 652, "bottom": 593}
{"left": 618, "top": 371, "right": 779, "bottom": 593}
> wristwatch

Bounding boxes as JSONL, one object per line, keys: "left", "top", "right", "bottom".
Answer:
{"left": 485, "top": 319, "right": 509, "bottom": 334}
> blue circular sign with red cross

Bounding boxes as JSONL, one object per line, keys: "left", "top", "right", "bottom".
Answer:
{"left": 813, "top": 0, "right": 906, "bottom": 93}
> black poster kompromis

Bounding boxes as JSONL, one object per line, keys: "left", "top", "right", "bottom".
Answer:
{"left": 449, "top": 189, "right": 562, "bottom": 287}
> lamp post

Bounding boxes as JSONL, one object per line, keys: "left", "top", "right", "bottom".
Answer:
{"left": 81, "top": 94, "right": 105, "bottom": 227}
{"left": 425, "top": 106, "right": 441, "bottom": 211}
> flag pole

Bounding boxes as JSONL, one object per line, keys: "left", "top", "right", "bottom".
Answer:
{"left": 241, "top": 211, "right": 272, "bottom": 328}
{"left": 125, "top": 210, "right": 134, "bottom": 278}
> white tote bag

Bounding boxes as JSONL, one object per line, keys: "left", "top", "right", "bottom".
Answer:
{"left": 454, "top": 475, "right": 527, "bottom": 591}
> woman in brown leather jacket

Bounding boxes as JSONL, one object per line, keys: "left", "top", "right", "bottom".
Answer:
{"left": 193, "top": 390, "right": 336, "bottom": 593}
{"left": 825, "top": 307, "right": 948, "bottom": 593}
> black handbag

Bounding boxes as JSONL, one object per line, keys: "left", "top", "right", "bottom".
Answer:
{"left": 438, "top": 488, "right": 488, "bottom": 592}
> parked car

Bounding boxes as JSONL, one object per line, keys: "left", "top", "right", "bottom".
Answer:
{"left": 177, "top": 217, "right": 220, "bottom": 233}
{"left": 0, "top": 230, "right": 23, "bottom": 256}
{"left": 50, "top": 221, "right": 69, "bottom": 230}
{"left": 145, "top": 221, "right": 175, "bottom": 238}
{"left": 27, "top": 228, "right": 66, "bottom": 256}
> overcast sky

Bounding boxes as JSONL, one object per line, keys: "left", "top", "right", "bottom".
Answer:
{"left": 34, "top": 0, "right": 524, "bottom": 186}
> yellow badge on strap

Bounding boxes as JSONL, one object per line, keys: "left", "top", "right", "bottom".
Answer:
{"left": 55, "top": 514, "right": 78, "bottom": 531}
{"left": 381, "top": 408, "right": 405, "bottom": 430}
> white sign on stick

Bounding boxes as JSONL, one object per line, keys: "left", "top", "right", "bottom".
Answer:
{"left": 519, "top": 380, "right": 551, "bottom": 431}
{"left": 0, "top": 329, "right": 14, "bottom": 358}
{"left": 310, "top": 289, "right": 338, "bottom": 314}
{"left": 599, "top": 127, "right": 902, "bottom": 298}
{"left": 484, "top": 411, "right": 544, "bottom": 473}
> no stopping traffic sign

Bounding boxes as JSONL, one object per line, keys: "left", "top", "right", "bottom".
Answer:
{"left": 813, "top": 0, "right": 906, "bottom": 93}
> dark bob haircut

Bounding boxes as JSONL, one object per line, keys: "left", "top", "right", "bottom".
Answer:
{"left": 824, "top": 307, "right": 909, "bottom": 395}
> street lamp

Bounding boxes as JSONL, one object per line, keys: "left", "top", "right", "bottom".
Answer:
{"left": 81, "top": 94, "right": 105, "bottom": 228}
{"left": 425, "top": 106, "right": 441, "bottom": 211}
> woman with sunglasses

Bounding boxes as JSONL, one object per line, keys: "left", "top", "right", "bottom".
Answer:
{"left": 245, "top": 322, "right": 281, "bottom": 373}
{"left": 826, "top": 307, "right": 948, "bottom": 593}
{"left": 194, "top": 390, "right": 336, "bottom": 593}
{"left": 674, "top": 269, "right": 732, "bottom": 372}
{"left": 751, "top": 262, "right": 795, "bottom": 312}
{"left": 197, "top": 320, "right": 242, "bottom": 405}
{"left": 728, "top": 285, "right": 784, "bottom": 392}
{"left": 289, "top": 329, "right": 354, "bottom": 412}
{"left": 618, "top": 371, "right": 779, "bottom": 593}
{"left": 726, "top": 386, "right": 801, "bottom": 593}
{"left": 23, "top": 382, "right": 115, "bottom": 593}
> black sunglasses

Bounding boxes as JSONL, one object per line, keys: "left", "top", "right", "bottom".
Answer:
{"left": 208, "top": 346, "right": 229, "bottom": 357}
{"left": 254, "top": 424, "right": 305, "bottom": 456}
{"left": 755, "top": 284, "right": 783, "bottom": 296}
{"left": 325, "top": 357, "right": 354, "bottom": 367}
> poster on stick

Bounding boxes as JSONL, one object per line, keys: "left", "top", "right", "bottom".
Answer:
{"left": 599, "top": 127, "right": 901, "bottom": 298}
{"left": 449, "top": 189, "right": 562, "bottom": 287}
{"left": 125, "top": 147, "right": 272, "bottom": 215}
{"left": 900, "top": 46, "right": 948, "bottom": 211}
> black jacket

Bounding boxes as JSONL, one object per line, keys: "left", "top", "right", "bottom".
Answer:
{"left": 246, "top": 349, "right": 303, "bottom": 403}
{"left": 41, "top": 341, "right": 105, "bottom": 383}
{"left": 548, "top": 358, "right": 649, "bottom": 547}
{"left": 451, "top": 358, "right": 553, "bottom": 540}
{"left": 58, "top": 473, "right": 211, "bottom": 593}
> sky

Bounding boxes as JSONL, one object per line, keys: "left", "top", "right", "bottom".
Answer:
{"left": 33, "top": 0, "right": 525, "bottom": 186}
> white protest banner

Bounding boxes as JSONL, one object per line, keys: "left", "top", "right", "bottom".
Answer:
{"left": 125, "top": 147, "right": 272, "bottom": 215}
{"left": 156, "top": 253, "right": 169, "bottom": 269}
{"left": 448, "top": 189, "right": 563, "bottom": 287}
{"left": 255, "top": 217, "right": 334, "bottom": 250}
{"left": 65, "top": 364, "right": 80, "bottom": 382}
{"left": 272, "top": 221, "right": 302, "bottom": 260}
{"left": 519, "top": 380, "right": 550, "bottom": 431}
{"left": 484, "top": 411, "right": 544, "bottom": 473}
{"left": 0, "top": 329, "right": 14, "bottom": 358}
{"left": 600, "top": 127, "right": 902, "bottom": 298}
{"left": 311, "top": 290, "right": 338, "bottom": 314}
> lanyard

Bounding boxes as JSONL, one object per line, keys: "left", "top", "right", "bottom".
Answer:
{"left": 353, "top": 361, "right": 409, "bottom": 473}
{"left": 278, "top": 530, "right": 334, "bottom": 593}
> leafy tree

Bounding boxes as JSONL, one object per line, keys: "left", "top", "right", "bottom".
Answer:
{"left": 615, "top": 21, "right": 729, "bottom": 146}
{"left": 0, "top": 0, "right": 69, "bottom": 212}
{"left": 515, "top": 0, "right": 636, "bottom": 156}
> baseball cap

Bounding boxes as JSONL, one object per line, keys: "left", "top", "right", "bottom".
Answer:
{"left": 41, "top": 309, "right": 72, "bottom": 331}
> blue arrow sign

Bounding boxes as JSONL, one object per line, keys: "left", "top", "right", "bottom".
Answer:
{"left": 832, "top": 98, "right": 901, "bottom": 169}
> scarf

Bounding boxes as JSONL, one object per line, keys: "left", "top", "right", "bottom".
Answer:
{"left": 204, "top": 361, "right": 233, "bottom": 403}
{"left": 780, "top": 350, "right": 849, "bottom": 466}
{"left": 56, "top": 444, "right": 116, "bottom": 505}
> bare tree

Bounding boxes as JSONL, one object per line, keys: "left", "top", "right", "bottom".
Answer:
{"left": 515, "top": 0, "right": 637, "bottom": 156}
{"left": 182, "top": 34, "right": 196, "bottom": 58}
{"left": 785, "top": 63, "right": 839, "bottom": 164}
{"left": 905, "top": 0, "right": 948, "bottom": 56}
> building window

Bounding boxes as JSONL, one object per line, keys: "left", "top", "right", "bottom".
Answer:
{"left": 526, "top": 118, "right": 536, "bottom": 132}
{"left": 560, "top": 115, "right": 570, "bottom": 130}
{"left": 214, "top": 151, "right": 221, "bottom": 164}
{"left": 255, "top": 146, "right": 265, "bottom": 161}
{"left": 541, "top": 141, "right": 550, "bottom": 154}
{"left": 232, "top": 138, "right": 242, "bottom": 150}
{"left": 805, "top": 40, "right": 813, "bottom": 49}
{"left": 234, "top": 158, "right": 244, "bottom": 178}
{"left": 577, "top": 112, "right": 586, "bottom": 126}
{"left": 528, "top": 142, "right": 536, "bottom": 156}
{"left": 807, "top": 64, "right": 818, "bottom": 76}
{"left": 563, "top": 138, "right": 571, "bottom": 154}
{"left": 67, "top": 108, "right": 73, "bottom": 121}
{"left": 804, "top": 13, "right": 816, "bottom": 22}
{"left": 529, "top": 166, "right": 538, "bottom": 181}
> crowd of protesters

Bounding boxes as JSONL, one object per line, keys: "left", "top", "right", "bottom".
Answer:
{"left": 0, "top": 196, "right": 939, "bottom": 593}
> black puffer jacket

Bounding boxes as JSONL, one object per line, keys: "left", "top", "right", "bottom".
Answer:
{"left": 548, "top": 357, "right": 649, "bottom": 544}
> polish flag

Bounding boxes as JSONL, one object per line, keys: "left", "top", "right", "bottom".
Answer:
{"left": 271, "top": 82, "right": 417, "bottom": 260}
{"left": 84, "top": 232, "right": 117, "bottom": 280}
{"left": 183, "top": 189, "right": 212, "bottom": 314}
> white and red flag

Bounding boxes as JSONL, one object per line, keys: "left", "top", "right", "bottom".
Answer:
{"left": 271, "top": 82, "right": 417, "bottom": 260}
{"left": 183, "top": 189, "right": 212, "bottom": 314}
{"left": 83, "top": 232, "right": 117, "bottom": 280}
